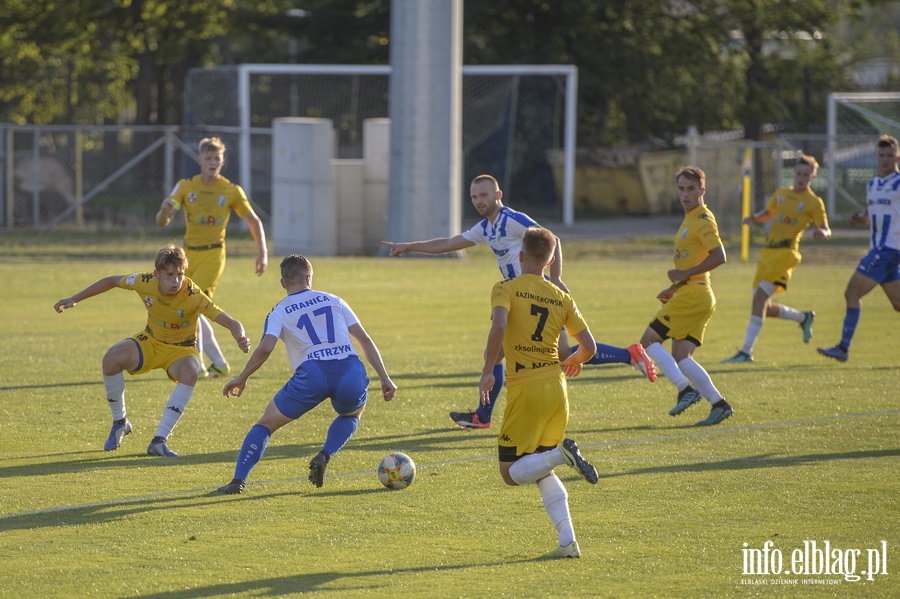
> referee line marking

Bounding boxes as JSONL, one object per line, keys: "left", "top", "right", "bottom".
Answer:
{"left": 3, "top": 408, "right": 898, "bottom": 520}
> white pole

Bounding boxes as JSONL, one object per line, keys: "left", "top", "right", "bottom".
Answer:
{"left": 238, "top": 65, "right": 252, "bottom": 196}
{"left": 563, "top": 66, "right": 577, "bottom": 226}
{"left": 826, "top": 93, "right": 837, "bottom": 216}
{"left": 386, "top": 0, "right": 463, "bottom": 245}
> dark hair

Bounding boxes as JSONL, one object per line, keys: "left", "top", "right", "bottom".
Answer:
{"left": 877, "top": 134, "right": 899, "bottom": 150}
{"left": 675, "top": 166, "right": 706, "bottom": 188}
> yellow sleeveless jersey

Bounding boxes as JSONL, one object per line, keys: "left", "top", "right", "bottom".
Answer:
{"left": 763, "top": 186, "right": 827, "bottom": 251}
{"left": 674, "top": 204, "right": 723, "bottom": 284}
{"left": 168, "top": 175, "right": 253, "bottom": 247}
{"left": 491, "top": 273, "right": 588, "bottom": 386}
{"left": 119, "top": 273, "right": 224, "bottom": 346}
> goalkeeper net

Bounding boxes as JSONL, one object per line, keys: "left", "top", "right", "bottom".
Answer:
{"left": 825, "top": 92, "right": 900, "bottom": 215}
{"left": 184, "top": 64, "right": 576, "bottom": 222}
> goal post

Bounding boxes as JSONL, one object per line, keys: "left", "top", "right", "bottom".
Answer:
{"left": 203, "top": 63, "right": 578, "bottom": 225}
{"left": 826, "top": 92, "right": 900, "bottom": 215}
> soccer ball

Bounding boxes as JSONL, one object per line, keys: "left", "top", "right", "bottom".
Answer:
{"left": 377, "top": 452, "right": 416, "bottom": 490}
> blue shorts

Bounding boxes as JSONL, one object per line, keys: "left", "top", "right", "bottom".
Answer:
{"left": 856, "top": 247, "right": 900, "bottom": 284}
{"left": 273, "top": 356, "right": 369, "bottom": 419}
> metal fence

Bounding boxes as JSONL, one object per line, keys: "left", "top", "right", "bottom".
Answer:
{"left": 0, "top": 122, "right": 885, "bottom": 234}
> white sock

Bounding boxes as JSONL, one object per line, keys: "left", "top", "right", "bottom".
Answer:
{"left": 775, "top": 305, "right": 805, "bottom": 323}
{"left": 155, "top": 383, "right": 194, "bottom": 439}
{"left": 199, "top": 315, "right": 227, "bottom": 367}
{"left": 538, "top": 473, "right": 575, "bottom": 547}
{"left": 741, "top": 315, "right": 764, "bottom": 355}
{"left": 678, "top": 357, "right": 724, "bottom": 404}
{"left": 509, "top": 449, "right": 565, "bottom": 485}
{"left": 645, "top": 342, "right": 689, "bottom": 391}
{"left": 103, "top": 372, "right": 127, "bottom": 420}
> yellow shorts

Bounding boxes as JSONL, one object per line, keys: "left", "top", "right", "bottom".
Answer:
{"left": 498, "top": 372, "right": 568, "bottom": 461}
{"left": 753, "top": 247, "right": 801, "bottom": 292}
{"left": 127, "top": 331, "right": 199, "bottom": 382}
{"left": 650, "top": 282, "right": 716, "bottom": 345}
{"left": 185, "top": 245, "right": 226, "bottom": 297}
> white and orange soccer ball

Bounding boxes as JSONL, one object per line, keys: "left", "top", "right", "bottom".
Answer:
{"left": 377, "top": 452, "right": 416, "bottom": 490}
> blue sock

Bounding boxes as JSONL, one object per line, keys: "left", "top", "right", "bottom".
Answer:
{"left": 476, "top": 363, "right": 505, "bottom": 422}
{"left": 571, "top": 343, "right": 630, "bottom": 365}
{"left": 234, "top": 423, "right": 271, "bottom": 482}
{"left": 840, "top": 307, "right": 861, "bottom": 351}
{"left": 322, "top": 415, "right": 359, "bottom": 456}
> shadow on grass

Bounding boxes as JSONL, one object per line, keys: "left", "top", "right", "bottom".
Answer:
{"left": 0, "top": 377, "right": 158, "bottom": 392}
{"left": 133, "top": 558, "right": 540, "bottom": 598}
{"left": 608, "top": 447, "right": 900, "bottom": 479}
{"left": 0, "top": 427, "right": 493, "bottom": 480}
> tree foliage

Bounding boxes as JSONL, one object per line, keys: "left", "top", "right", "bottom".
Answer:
{"left": 0, "top": 0, "right": 893, "bottom": 141}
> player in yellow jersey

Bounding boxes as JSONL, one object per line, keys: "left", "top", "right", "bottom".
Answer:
{"left": 640, "top": 166, "right": 733, "bottom": 426}
{"left": 54, "top": 245, "right": 251, "bottom": 457}
{"left": 724, "top": 155, "right": 831, "bottom": 363}
{"left": 156, "top": 137, "right": 267, "bottom": 379}
{"left": 479, "top": 227, "right": 599, "bottom": 559}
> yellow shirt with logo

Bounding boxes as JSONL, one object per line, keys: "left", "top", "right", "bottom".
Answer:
{"left": 674, "top": 204, "right": 723, "bottom": 284}
{"left": 763, "top": 186, "right": 827, "bottom": 251}
{"left": 168, "top": 175, "right": 253, "bottom": 247}
{"left": 491, "top": 274, "right": 589, "bottom": 387}
{"left": 119, "top": 272, "right": 224, "bottom": 346}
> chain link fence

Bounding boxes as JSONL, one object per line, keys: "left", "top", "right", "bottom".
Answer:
{"left": 0, "top": 122, "right": 886, "bottom": 234}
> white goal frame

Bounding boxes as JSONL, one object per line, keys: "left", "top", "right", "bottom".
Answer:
{"left": 826, "top": 92, "right": 900, "bottom": 214}
{"left": 235, "top": 64, "right": 578, "bottom": 225}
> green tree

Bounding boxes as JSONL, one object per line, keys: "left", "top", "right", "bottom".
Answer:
{"left": 0, "top": 1, "right": 132, "bottom": 123}
{"left": 701, "top": 0, "right": 870, "bottom": 140}
{"left": 0, "top": 0, "right": 234, "bottom": 125}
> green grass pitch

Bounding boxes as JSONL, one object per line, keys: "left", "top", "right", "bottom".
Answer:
{"left": 0, "top": 230, "right": 897, "bottom": 598}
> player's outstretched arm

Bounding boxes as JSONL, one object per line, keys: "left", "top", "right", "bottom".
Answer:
{"left": 222, "top": 334, "right": 277, "bottom": 397}
{"left": 213, "top": 313, "right": 252, "bottom": 353}
{"left": 53, "top": 275, "right": 123, "bottom": 312}
{"left": 848, "top": 211, "right": 869, "bottom": 227}
{"left": 479, "top": 306, "right": 507, "bottom": 405}
{"left": 813, "top": 219, "right": 832, "bottom": 241}
{"left": 667, "top": 246, "right": 726, "bottom": 282}
{"left": 743, "top": 208, "right": 773, "bottom": 226}
{"left": 548, "top": 235, "right": 568, "bottom": 293}
{"left": 243, "top": 211, "right": 268, "bottom": 275}
{"left": 156, "top": 198, "right": 178, "bottom": 227}
{"left": 348, "top": 323, "right": 397, "bottom": 401}
{"left": 381, "top": 235, "right": 474, "bottom": 256}
{"left": 560, "top": 327, "right": 595, "bottom": 377}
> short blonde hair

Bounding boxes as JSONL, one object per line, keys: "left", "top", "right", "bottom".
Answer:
{"left": 522, "top": 227, "right": 557, "bottom": 264}
{"left": 198, "top": 137, "right": 226, "bottom": 155}
{"left": 471, "top": 174, "right": 500, "bottom": 191}
{"left": 796, "top": 154, "right": 819, "bottom": 176}
{"left": 155, "top": 245, "right": 188, "bottom": 271}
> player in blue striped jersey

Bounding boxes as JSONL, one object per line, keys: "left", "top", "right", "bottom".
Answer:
{"left": 382, "top": 174, "right": 655, "bottom": 430}
{"left": 818, "top": 134, "right": 900, "bottom": 362}
{"left": 217, "top": 254, "right": 397, "bottom": 494}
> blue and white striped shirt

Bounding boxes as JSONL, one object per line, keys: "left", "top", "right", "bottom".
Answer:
{"left": 865, "top": 171, "right": 900, "bottom": 250}
{"left": 460, "top": 206, "right": 540, "bottom": 280}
